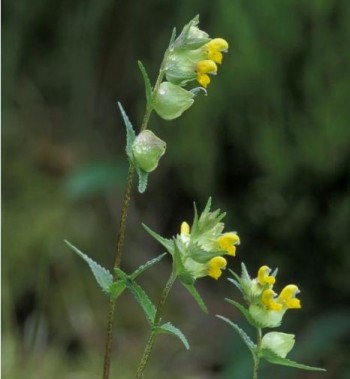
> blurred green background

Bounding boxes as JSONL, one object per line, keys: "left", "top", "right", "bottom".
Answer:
{"left": 2, "top": 0, "right": 350, "bottom": 378}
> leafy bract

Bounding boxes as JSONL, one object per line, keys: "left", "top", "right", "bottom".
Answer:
{"left": 118, "top": 102, "right": 136, "bottom": 160}
{"left": 138, "top": 61, "right": 153, "bottom": 106}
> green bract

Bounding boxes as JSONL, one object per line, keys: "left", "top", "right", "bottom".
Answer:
{"left": 153, "top": 82, "right": 195, "bottom": 120}
{"left": 131, "top": 130, "right": 166, "bottom": 172}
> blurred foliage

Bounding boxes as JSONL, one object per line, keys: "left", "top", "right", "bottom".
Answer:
{"left": 2, "top": 0, "right": 350, "bottom": 378}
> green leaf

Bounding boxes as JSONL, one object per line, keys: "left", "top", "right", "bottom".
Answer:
{"left": 216, "top": 315, "right": 256, "bottom": 354}
{"left": 142, "top": 223, "right": 174, "bottom": 254}
{"left": 138, "top": 61, "right": 153, "bottom": 106}
{"left": 115, "top": 267, "right": 156, "bottom": 325}
{"left": 118, "top": 102, "right": 136, "bottom": 159}
{"left": 136, "top": 166, "right": 149, "bottom": 193}
{"left": 225, "top": 298, "right": 262, "bottom": 328}
{"left": 168, "top": 27, "right": 177, "bottom": 48}
{"left": 227, "top": 277, "right": 244, "bottom": 295}
{"left": 157, "top": 322, "right": 190, "bottom": 350}
{"left": 131, "top": 253, "right": 167, "bottom": 280}
{"left": 65, "top": 240, "right": 113, "bottom": 295}
{"left": 181, "top": 282, "right": 208, "bottom": 314}
{"left": 241, "top": 262, "right": 251, "bottom": 282}
{"left": 108, "top": 280, "right": 127, "bottom": 300}
{"left": 260, "top": 349, "right": 326, "bottom": 371}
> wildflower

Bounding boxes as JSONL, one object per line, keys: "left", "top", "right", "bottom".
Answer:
{"left": 208, "top": 256, "right": 227, "bottom": 280}
{"left": 257, "top": 265, "right": 276, "bottom": 286}
{"left": 144, "top": 198, "right": 239, "bottom": 281}
{"left": 278, "top": 285, "right": 301, "bottom": 309}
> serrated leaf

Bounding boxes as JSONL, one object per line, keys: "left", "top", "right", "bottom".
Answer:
{"left": 225, "top": 298, "right": 262, "bottom": 328}
{"left": 168, "top": 27, "right": 177, "bottom": 48}
{"left": 131, "top": 253, "right": 167, "bottom": 280}
{"left": 181, "top": 282, "right": 208, "bottom": 314}
{"left": 136, "top": 166, "right": 149, "bottom": 193}
{"left": 142, "top": 224, "right": 174, "bottom": 254}
{"left": 157, "top": 322, "right": 190, "bottom": 350}
{"left": 260, "top": 349, "right": 326, "bottom": 371}
{"left": 216, "top": 315, "right": 256, "bottom": 354}
{"left": 138, "top": 61, "right": 153, "bottom": 106}
{"left": 115, "top": 267, "right": 156, "bottom": 324}
{"left": 65, "top": 240, "right": 113, "bottom": 295}
{"left": 118, "top": 102, "right": 136, "bottom": 159}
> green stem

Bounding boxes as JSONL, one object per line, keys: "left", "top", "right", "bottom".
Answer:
{"left": 136, "top": 271, "right": 177, "bottom": 379}
{"left": 101, "top": 44, "right": 172, "bottom": 379}
{"left": 253, "top": 328, "right": 262, "bottom": 379}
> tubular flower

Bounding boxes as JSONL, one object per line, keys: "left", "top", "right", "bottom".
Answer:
{"left": 217, "top": 232, "right": 240, "bottom": 256}
{"left": 205, "top": 38, "right": 229, "bottom": 64}
{"left": 196, "top": 60, "right": 218, "bottom": 88}
{"left": 257, "top": 265, "right": 276, "bottom": 286}
{"left": 262, "top": 289, "right": 283, "bottom": 311}
{"left": 207, "top": 256, "right": 227, "bottom": 280}
{"left": 278, "top": 285, "right": 301, "bottom": 309}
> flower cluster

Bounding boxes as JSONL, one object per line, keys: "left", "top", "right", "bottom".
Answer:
{"left": 144, "top": 198, "right": 240, "bottom": 281}
{"left": 230, "top": 264, "right": 301, "bottom": 328}
{"left": 153, "top": 16, "right": 229, "bottom": 120}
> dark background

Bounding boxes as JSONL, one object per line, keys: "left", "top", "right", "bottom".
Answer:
{"left": 2, "top": 0, "right": 350, "bottom": 378}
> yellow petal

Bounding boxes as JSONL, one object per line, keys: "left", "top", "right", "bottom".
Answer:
{"left": 207, "top": 38, "right": 229, "bottom": 52}
{"left": 257, "top": 265, "right": 276, "bottom": 286}
{"left": 207, "top": 256, "right": 227, "bottom": 280}
{"left": 197, "top": 60, "right": 218, "bottom": 75}
{"left": 197, "top": 73, "right": 210, "bottom": 88}
{"left": 217, "top": 232, "right": 240, "bottom": 256}
{"left": 180, "top": 221, "right": 190, "bottom": 235}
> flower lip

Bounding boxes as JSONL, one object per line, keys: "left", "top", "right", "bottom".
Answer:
{"left": 207, "top": 256, "right": 227, "bottom": 280}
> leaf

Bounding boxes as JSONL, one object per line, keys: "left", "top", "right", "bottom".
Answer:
{"left": 225, "top": 298, "right": 262, "bottom": 328}
{"left": 131, "top": 253, "right": 167, "bottom": 280}
{"left": 65, "top": 240, "right": 113, "bottom": 295}
{"left": 108, "top": 280, "right": 127, "bottom": 300}
{"left": 168, "top": 27, "right": 177, "bottom": 48}
{"left": 260, "top": 348, "right": 326, "bottom": 371}
{"left": 181, "top": 282, "right": 208, "bottom": 314}
{"left": 136, "top": 166, "right": 149, "bottom": 193}
{"left": 118, "top": 102, "right": 136, "bottom": 159}
{"left": 138, "top": 60, "right": 153, "bottom": 106}
{"left": 227, "top": 277, "right": 243, "bottom": 295}
{"left": 241, "top": 262, "right": 251, "bottom": 282}
{"left": 216, "top": 315, "right": 256, "bottom": 354}
{"left": 115, "top": 267, "right": 156, "bottom": 325}
{"left": 157, "top": 322, "right": 190, "bottom": 350}
{"left": 142, "top": 223, "right": 174, "bottom": 254}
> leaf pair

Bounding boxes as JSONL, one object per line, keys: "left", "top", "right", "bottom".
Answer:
{"left": 65, "top": 240, "right": 189, "bottom": 349}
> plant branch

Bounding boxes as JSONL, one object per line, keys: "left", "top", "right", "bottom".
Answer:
{"left": 136, "top": 271, "right": 177, "bottom": 378}
{"left": 253, "top": 328, "right": 262, "bottom": 379}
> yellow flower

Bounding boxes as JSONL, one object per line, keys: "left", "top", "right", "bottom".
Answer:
{"left": 257, "top": 265, "right": 276, "bottom": 286}
{"left": 207, "top": 256, "right": 227, "bottom": 279}
{"left": 217, "top": 232, "right": 240, "bottom": 256}
{"left": 278, "top": 285, "right": 301, "bottom": 309}
{"left": 206, "top": 38, "right": 229, "bottom": 64}
{"left": 262, "top": 289, "right": 283, "bottom": 311}
{"left": 196, "top": 60, "right": 218, "bottom": 88}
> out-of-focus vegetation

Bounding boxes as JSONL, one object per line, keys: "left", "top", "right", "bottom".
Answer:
{"left": 2, "top": 0, "right": 350, "bottom": 378}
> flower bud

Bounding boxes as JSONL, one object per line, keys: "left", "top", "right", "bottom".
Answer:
{"left": 153, "top": 82, "right": 195, "bottom": 120}
{"left": 131, "top": 130, "right": 166, "bottom": 172}
{"left": 249, "top": 304, "right": 285, "bottom": 328}
{"left": 261, "top": 332, "right": 295, "bottom": 358}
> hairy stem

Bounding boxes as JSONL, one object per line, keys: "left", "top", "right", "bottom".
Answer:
{"left": 136, "top": 271, "right": 177, "bottom": 378}
{"left": 253, "top": 328, "right": 262, "bottom": 379}
{"left": 101, "top": 43, "right": 171, "bottom": 379}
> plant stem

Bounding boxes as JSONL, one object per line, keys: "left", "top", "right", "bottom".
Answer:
{"left": 253, "top": 328, "right": 262, "bottom": 379}
{"left": 136, "top": 271, "right": 177, "bottom": 379}
{"left": 101, "top": 44, "right": 171, "bottom": 379}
